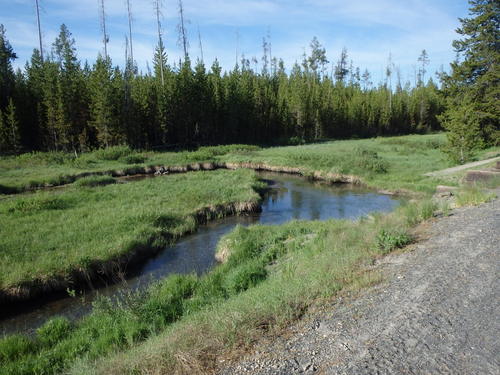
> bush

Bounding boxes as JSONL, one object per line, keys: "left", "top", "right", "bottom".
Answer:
{"left": 288, "top": 136, "right": 306, "bottom": 146}
{"left": 223, "top": 260, "right": 268, "bottom": 294}
{"left": 92, "top": 146, "right": 133, "bottom": 161}
{"left": 376, "top": 229, "right": 412, "bottom": 253}
{"left": 119, "top": 155, "right": 147, "bottom": 164}
{"left": 16, "top": 151, "right": 70, "bottom": 166}
{"left": 351, "top": 147, "right": 388, "bottom": 173}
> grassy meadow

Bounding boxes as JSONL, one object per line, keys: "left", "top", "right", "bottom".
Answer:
{"left": 1, "top": 133, "right": 499, "bottom": 374}
{"left": 0, "top": 169, "right": 263, "bottom": 297}
{"left": 1, "top": 134, "right": 498, "bottom": 196}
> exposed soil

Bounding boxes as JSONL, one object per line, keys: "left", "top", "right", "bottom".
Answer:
{"left": 219, "top": 190, "right": 500, "bottom": 374}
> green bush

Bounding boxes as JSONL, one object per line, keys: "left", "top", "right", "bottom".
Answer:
{"left": 92, "top": 146, "right": 133, "bottom": 161}
{"left": 223, "top": 260, "right": 268, "bottom": 294}
{"left": 16, "top": 151, "right": 70, "bottom": 166}
{"left": 376, "top": 229, "right": 412, "bottom": 253}
{"left": 352, "top": 147, "right": 388, "bottom": 173}
{"left": 119, "top": 155, "right": 147, "bottom": 164}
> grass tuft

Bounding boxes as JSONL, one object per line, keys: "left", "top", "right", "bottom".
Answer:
{"left": 455, "top": 186, "right": 496, "bottom": 207}
{"left": 376, "top": 228, "right": 413, "bottom": 254}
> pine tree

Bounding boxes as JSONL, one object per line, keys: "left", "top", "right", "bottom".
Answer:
{"left": 0, "top": 98, "right": 21, "bottom": 153}
{"left": 440, "top": 0, "right": 500, "bottom": 161}
{"left": 88, "top": 55, "right": 116, "bottom": 147}
{"left": 334, "top": 48, "right": 349, "bottom": 84}
{"left": 0, "top": 25, "right": 17, "bottom": 111}
{"left": 52, "top": 24, "right": 88, "bottom": 152}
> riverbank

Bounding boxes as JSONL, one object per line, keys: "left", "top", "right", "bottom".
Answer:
{"left": 4, "top": 134, "right": 497, "bottom": 196}
{"left": 1, "top": 134, "right": 498, "bottom": 374}
{"left": 0, "top": 169, "right": 263, "bottom": 303}
{"left": 218, "top": 189, "right": 500, "bottom": 375}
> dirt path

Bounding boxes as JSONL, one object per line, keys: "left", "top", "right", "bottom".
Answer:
{"left": 424, "top": 156, "right": 500, "bottom": 177}
{"left": 219, "top": 192, "right": 500, "bottom": 375}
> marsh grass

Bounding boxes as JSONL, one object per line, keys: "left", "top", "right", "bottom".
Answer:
{"left": 0, "top": 169, "right": 261, "bottom": 293}
{"left": 0, "top": 199, "right": 436, "bottom": 375}
{"left": 66, "top": 205, "right": 424, "bottom": 375}
{"left": 1, "top": 134, "right": 498, "bottom": 374}
{"left": 0, "top": 145, "right": 261, "bottom": 193}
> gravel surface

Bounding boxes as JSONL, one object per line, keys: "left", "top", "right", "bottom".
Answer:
{"left": 424, "top": 156, "right": 500, "bottom": 177}
{"left": 219, "top": 192, "right": 500, "bottom": 375}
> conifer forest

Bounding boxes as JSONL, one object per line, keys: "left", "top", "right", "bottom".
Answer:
{"left": 0, "top": 23, "right": 445, "bottom": 154}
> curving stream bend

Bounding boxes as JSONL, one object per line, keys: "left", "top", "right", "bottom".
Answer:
{"left": 0, "top": 171, "right": 401, "bottom": 336}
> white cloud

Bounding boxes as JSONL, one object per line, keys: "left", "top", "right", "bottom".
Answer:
{"left": 3, "top": 0, "right": 466, "bottom": 80}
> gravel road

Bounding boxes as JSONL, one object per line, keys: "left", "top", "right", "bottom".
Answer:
{"left": 219, "top": 192, "right": 500, "bottom": 375}
{"left": 424, "top": 156, "right": 500, "bottom": 177}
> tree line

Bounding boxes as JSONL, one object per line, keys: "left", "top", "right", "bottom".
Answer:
{"left": 0, "top": 23, "right": 445, "bottom": 155}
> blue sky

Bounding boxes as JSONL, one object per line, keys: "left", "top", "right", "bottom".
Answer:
{"left": 1, "top": 0, "right": 470, "bottom": 84}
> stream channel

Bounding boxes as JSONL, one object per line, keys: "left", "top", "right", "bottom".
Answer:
{"left": 1, "top": 171, "right": 402, "bottom": 336}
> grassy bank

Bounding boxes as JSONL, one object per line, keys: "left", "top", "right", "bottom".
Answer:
{"left": 1, "top": 198, "right": 436, "bottom": 375}
{"left": 0, "top": 145, "right": 260, "bottom": 194}
{"left": 0, "top": 169, "right": 263, "bottom": 300}
{"left": 2, "top": 134, "right": 498, "bottom": 196}
{"left": 1, "top": 134, "right": 498, "bottom": 374}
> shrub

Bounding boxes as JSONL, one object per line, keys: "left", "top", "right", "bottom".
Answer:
{"left": 288, "top": 136, "right": 306, "bottom": 146}
{"left": 351, "top": 147, "right": 388, "bottom": 173}
{"left": 92, "top": 146, "right": 133, "bottom": 161}
{"left": 376, "top": 229, "right": 412, "bottom": 253}
{"left": 223, "top": 260, "right": 268, "bottom": 294}
{"left": 119, "top": 155, "right": 147, "bottom": 164}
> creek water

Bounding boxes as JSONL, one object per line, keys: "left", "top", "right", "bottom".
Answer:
{"left": 0, "top": 171, "right": 401, "bottom": 336}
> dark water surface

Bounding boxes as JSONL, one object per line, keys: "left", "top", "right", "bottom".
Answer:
{"left": 0, "top": 172, "right": 401, "bottom": 335}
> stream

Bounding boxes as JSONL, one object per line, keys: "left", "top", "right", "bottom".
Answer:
{"left": 0, "top": 171, "right": 402, "bottom": 336}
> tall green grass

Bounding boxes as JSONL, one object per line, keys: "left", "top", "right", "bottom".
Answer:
{"left": 0, "top": 169, "right": 261, "bottom": 292}
{"left": 0, "top": 145, "right": 261, "bottom": 193}
{"left": 0, "top": 199, "right": 444, "bottom": 374}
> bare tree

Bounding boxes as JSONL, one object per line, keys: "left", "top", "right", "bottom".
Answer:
{"left": 417, "top": 49, "right": 430, "bottom": 85}
{"left": 98, "top": 0, "right": 109, "bottom": 59}
{"left": 126, "top": 0, "right": 134, "bottom": 64}
{"left": 153, "top": 0, "right": 165, "bottom": 85}
{"left": 35, "top": 0, "right": 44, "bottom": 61}
{"left": 267, "top": 28, "right": 272, "bottom": 74}
{"left": 235, "top": 28, "right": 240, "bottom": 67}
{"left": 197, "top": 24, "right": 204, "bottom": 63}
{"left": 177, "top": 0, "right": 189, "bottom": 60}
{"left": 386, "top": 53, "right": 394, "bottom": 111}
